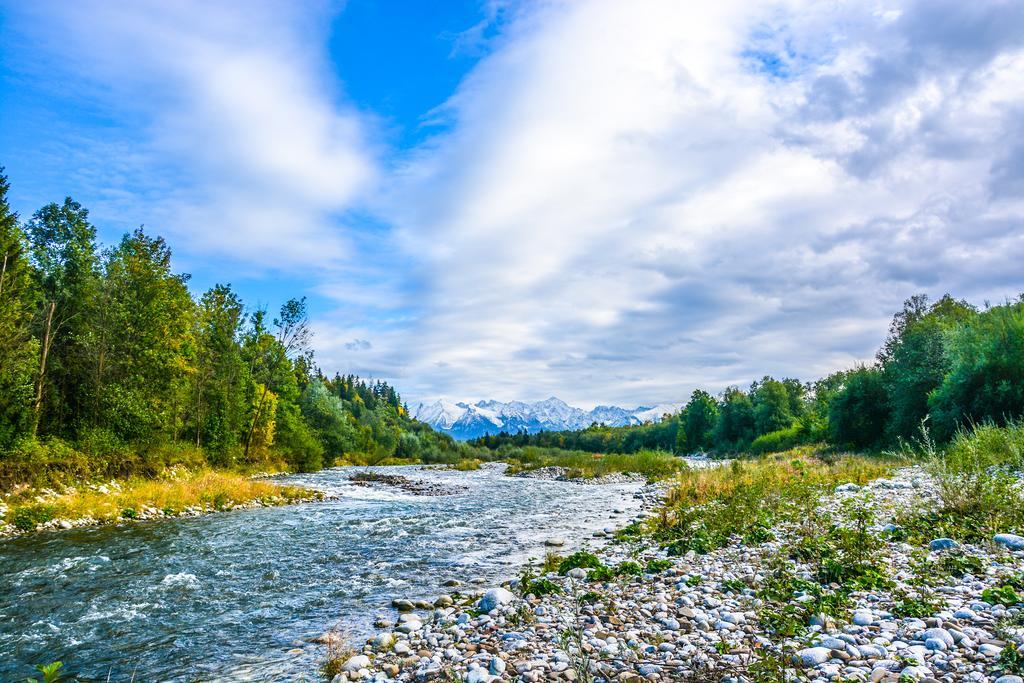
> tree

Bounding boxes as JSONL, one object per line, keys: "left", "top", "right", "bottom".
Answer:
{"left": 929, "top": 298, "right": 1024, "bottom": 440}
{"left": 243, "top": 298, "right": 312, "bottom": 464}
{"left": 712, "top": 387, "right": 756, "bottom": 452}
{"left": 880, "top": 294, "right": 976, "bottom": 442}
{"left": 193, "top": 284, "right": 248, "bottom": 460}
{"left": 26, "top": 198, "right": 100, "bottom": 436}
{"left": 681, "top": 389, "right": 718, "bottom": 452}
{"left": 828, "top": 366, "right": 889, "bottom": 449}
{"left": 750, "top": 376, "right": 795, "bottom": 437}
{"left": 95, "top": 229, "right": 194, "bottom": 443}
{"left": 0, "top": 169, "right": 38, "bottom": 446}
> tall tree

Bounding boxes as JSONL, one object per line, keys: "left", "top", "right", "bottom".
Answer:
{"left": 879, "top": 294, "right": 976, "bottom": 442}
{"left": 26, "top": 198, "right": 99, "bottom": 436}
{"left": 0, "top": 169, "right": 38, "bottom": 446}
{"left": 96, "top": 228, "right": 194, "bottom": 442}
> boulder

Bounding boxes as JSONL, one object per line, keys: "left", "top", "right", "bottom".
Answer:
{"left": 342, "top": 654, "right": 371, "bottom": 672}
{"left": 994, "top": 533, "right": 1024, "bottom": 551}
{"left": 477, "top": 587, "right": 516, "bottom": 612}
{"left": 795, "top": 646, "right": 832, "bottom": 667}
{"left": 928, "top": 538, "right": 958, "bottom": 551}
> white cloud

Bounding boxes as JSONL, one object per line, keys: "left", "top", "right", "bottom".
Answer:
{"left": 11, "top": 0, "right": 375, "bottom": 270}
{"left": 384, "top": 0, "right": 1024, "bottom": 407}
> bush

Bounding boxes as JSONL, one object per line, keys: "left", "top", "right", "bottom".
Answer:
{"left": 11, "top": 503, "right": 57, "bottom": 531}
{"left": 749, "top": 424, "right": 804, "bottom": 455}
{"left": 558, "top": 551, "right": 604, "bottom": 575}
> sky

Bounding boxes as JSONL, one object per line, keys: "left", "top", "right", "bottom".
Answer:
{"left": 1, "top": 0, "right": 1022, "bottom": 409}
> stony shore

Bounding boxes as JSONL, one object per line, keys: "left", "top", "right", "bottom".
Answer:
{"left": 333, "top": 467, "right": 1024, "bottom": 683}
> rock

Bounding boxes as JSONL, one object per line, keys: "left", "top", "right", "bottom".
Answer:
{"left": 371, "top": 632, "right": 395, "bottom": 649}
{"left": 489, "top": 656, "right": 506, "bottom": 675}
{"left": 996, "top": 676, "right": 1024, "bottom": 683}
{"left": 929, "top": 538, "right": 958, "bottom": 551}
{"left": 342, "top": 655, "right": 371, "bottom": 672}
{"left": 567, "top": 568, "right": 587, "bottom": 580}
{"left": 994, "top": 533, "right": 1024, "bottom": 551}
{"left": 545, "top": 538, "right": 566, "bottom": 547}
{"left": 433, "top": 595, "right": 453, "bottom": 607}
{"left": 835, "top": 483, "right": 860, "bottom": 493}
{"left": 853, "top": 610, "right": 874, "bottom": 626}
{"left": 979, "top": 643, "right": 1003, "bottom": 657}
{"left": 919, "top": 628, "right": 954, "bottom": 649}
{"left": 795, "top": 646, "right": 832, "bottom": 667}
{"left": 477, "top": 587, "right": 516, "bottom": 612}
{"left": 466, "top": 668, "right": 492, "bottom": 683}
{"left": 392, "top": 598, "right": 415, "bottom": 612}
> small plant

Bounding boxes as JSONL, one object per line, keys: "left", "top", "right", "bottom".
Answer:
{"left": 587, "top": 565, "right": 616, "bottom": 582}
{"left": 645, "top": 558, "right": 672, "bottom": 573}
{"left": 721, "top": 578, "right": 747, "bottom": 593}
{"left": 891, "top": 589, "right": 940, "bottom": 618}
{"left": 121, "top": 507, "right": 137, "bottom": 519}
{"left": 318, "top": 629, "right": 355, "bottom": 681}
{"left": 11, "top": 504, "right": 57, "bottom": 531}
{"left": 684, "top": 574, "right": 702, "bottom": 587}
{"left": 519, "top": 567, "right": 562, "bottom": 597}
{"left": 997, "top": 642, "right": 1024, "bottom": 676}
{"left": 25, "top": 661, "right": 63, "bottom": 683}
{"left": 615, "top": 561, "right": 643, "bottom": 577}
{"left": 558, "top": 550, "right": 603, "bottom": 575}
{"left": 981, "top": 584, "right": 1021, "bottom": 606}
{"left": 542, "top": 551, "right": 563, "bottom": 574}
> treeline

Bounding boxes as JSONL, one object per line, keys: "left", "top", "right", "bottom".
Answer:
{"left": 0, "top": 168, "right": 463, "bottom": 483}
{"left": 473, "top": 294, "right": 1024, "bottom": 455}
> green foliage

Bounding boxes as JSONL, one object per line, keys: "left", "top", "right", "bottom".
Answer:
{"left": 929, "top": 299, "right": 1024, "bottom": 440}
{"left": 829, "top": 366, "right": 889, "bottom": 450}
{"left": 998, "top": 643, "right": 1024, "bottom": 676}
{"left": 558, "top": 551, "right": 604, "bottom": 575}
{"left": 645, "top": 559, "right": 672, "bottom": 573}
{"left": 890, "top": 589, "right": 940, "bottom": 618}
{"left": 749, "top": 425, "right": 803, "bottom": 455}
{"left": 25, "top": 661, "right": 63, "bottom": 683}
{"left": 0, "top": 175, "right": 469, "bottom": 490}
{"left": 981, "top": 584, "right": 1021, "bottom": 606}
{"left": 614, "top": 561, "right": 644, "bottom": 576}
{"left": 10, "top": 503, "right": 57, "bottom": 531}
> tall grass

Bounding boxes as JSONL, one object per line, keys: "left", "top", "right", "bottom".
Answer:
{"left": 2, "top": 469, "right": 312, "bottom": 531}
{"left": 640, "top": 448, "right": 897, "bottom": 554}
{"left": 897, "top": 419, "right": 1024, "bottom": 543}
{"left": 503, "top": 447, "right": 687, "bottom": 480}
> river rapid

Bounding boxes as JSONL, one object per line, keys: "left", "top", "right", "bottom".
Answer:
{"left": 0, "top": 464, "right": 644, "bottom": 681}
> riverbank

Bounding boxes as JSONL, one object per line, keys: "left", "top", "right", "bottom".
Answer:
{"left": 335, "top": 450, "right": 1024, "bottom": 682}
{"left": 0, "top": 467, "right": 322, "bottom": 536}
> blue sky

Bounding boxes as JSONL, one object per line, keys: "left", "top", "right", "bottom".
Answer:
{"left": 1, "top": 0, "right": 1023, "bottom": 409}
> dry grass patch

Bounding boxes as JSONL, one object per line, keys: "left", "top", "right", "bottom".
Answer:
{"left": 3, "top": 469, "right": 314, "bottom": 531}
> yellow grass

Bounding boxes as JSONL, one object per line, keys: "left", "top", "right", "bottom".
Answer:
{"left": 3, "top": 469, "right": 315, "bottom": 531}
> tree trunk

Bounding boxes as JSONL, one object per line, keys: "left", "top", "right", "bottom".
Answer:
{"left": 243, "top": 384, "right": 270, "bottom": 460}
{"left": 32, "top": 300, "right": 56, "bottom": 436}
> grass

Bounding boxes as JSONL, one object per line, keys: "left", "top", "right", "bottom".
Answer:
{"left": 503, "top": 446, "right": 687, "bottom": 480}
{"left": 895, "top": 420, "right": 1024, "bottom": 545}
{"left": 1, "top": 468, "right": 314, "bottom": 532}
{"left": 635, "top": 448, "right": 896, "bottom": 555}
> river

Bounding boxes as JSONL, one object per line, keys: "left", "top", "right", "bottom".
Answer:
{"left": 0, "top": 464, "right": 644, "bottom": 681}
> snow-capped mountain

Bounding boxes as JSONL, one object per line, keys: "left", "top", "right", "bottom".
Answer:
{"left": 413, "top": 397, "right": 682, "bottom": 440}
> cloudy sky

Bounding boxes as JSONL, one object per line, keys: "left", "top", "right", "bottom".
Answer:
{"left": 1, "top": 0, "right": 1022, "bottom": 408}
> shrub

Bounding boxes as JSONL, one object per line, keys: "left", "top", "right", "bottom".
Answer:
{"left": 11, "top": 504, "right": 57, "bottom": 531}
{"left": 749, "top": 425, "right": 804, "bottom": 455}
{"left": 558, "top": 551, "right": 604, "bottom": 575}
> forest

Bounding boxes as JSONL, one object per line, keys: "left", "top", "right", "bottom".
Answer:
{"left": 473, "top": 293, "right": 1024, "bottom": 456}
{"left": 0, "top": 169, "right": 466, "bottom": 488}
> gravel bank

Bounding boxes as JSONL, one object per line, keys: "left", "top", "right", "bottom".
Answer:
{"left": 329, "top": 467, "right": 1024, "bottom": 682}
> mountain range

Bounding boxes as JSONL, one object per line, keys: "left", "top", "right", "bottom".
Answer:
{"left": 413, "top": 397, "right": 681, "bottom": 441}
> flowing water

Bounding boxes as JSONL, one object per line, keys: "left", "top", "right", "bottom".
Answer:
{"left": 0, "top": 465, "right": 643, "bottom": 681}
